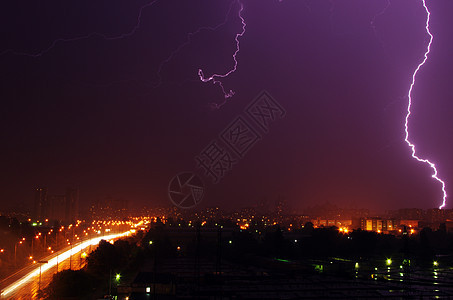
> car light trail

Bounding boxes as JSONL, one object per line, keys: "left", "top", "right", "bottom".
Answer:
{"left": 404, "top": 0, "right": 447, "bottom": 209}
{"left": 0, "top": 231, "right": 132, "bottom": 297}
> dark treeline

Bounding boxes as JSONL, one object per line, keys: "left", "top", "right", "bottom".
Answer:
{"left": 43, "top": 221, "right": 453, "bottom": 299}
{"left": 43, "top": 233, "right": 144, "bottom": 300}
{"left": 141, "top": 221, "right": 453, "bottom": 262}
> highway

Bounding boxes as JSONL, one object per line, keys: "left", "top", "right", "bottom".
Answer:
{"left": 0, "top": 231, "right": 132, "bottom": 299}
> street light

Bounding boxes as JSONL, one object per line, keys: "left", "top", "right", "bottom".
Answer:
{"left": 14, "top": 239, "right": 25, "bottom": 268}
{"left": 32, "top": 235, "right": 39, "bottom": 258}
{"left": 38, "top": 260, "right": 48, "bottom": 291}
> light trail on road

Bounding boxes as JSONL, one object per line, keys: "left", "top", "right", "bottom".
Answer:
{"left": 0, "top": 231, "right": 132, "bottom": 298}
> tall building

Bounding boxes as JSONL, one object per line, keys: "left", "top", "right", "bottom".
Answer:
{"left": 33, "top": 187, "right": 79, "bottom": 224}
{"left": 33, "top": 187, "right": 47, "bottom": 221}
{"left": 48, "top": 195, "right": 66, "bottom": 223}
{"left": 65, "top": 188, "right": 79, "bottom": 223}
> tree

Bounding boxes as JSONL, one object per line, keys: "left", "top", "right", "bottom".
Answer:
{"left": 87, "top": 240, "right": 125, "bottom": 275}
{"left": 45, "top": 269, "right": 96, "bottom": 299}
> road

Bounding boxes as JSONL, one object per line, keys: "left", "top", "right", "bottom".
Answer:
{"left": 0, "top": 231, "right": 131, "bottom": 299}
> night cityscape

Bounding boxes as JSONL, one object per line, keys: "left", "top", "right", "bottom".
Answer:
{"left": 2, "top": 0, "right": 453, "bottom": 299}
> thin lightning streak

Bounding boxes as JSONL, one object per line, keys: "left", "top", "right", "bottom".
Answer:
{"left": 370, "top": 0, "right": 391, "bottom": 31}
{"left": 329, "top": 0, "right": 335, "bottom": 33}
{"left": 155, "top": 0, "right": 236, "bottom": 88}
{"left": 2, "top": 0, "right": 244, "bottom": 100}
{"left": 0, "top": 0, "right": 159, "bottom": 58}
{"left": 198, "top": 0, "right": 246, "bottom": 109}
{"left": 83, "top": 1, "right": 238, "bottom": 91}
{"left": 370, "top": 0, "right": 391, "bottom": 49}
{"left": 405, "top": 0, "right": 447, "bottom": 209}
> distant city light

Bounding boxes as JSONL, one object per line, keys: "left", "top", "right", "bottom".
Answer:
{"left": 386, "top": 259, "right": 392, "bottom": 266}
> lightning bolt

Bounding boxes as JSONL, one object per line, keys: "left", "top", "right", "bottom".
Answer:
{"left": 0, "top": 0, "right": 160, "bottom": 58}
{"left": 197, "top": 0, "right": 246, "bottom": 109}
{"left": 1, "top": 0, "right": 241, "bottom": 95}
{"left": 155, "top": 0, "right": 236, "bottom": 88}
{"left": 405, "top": 0, "right": 447, "bottom": 209}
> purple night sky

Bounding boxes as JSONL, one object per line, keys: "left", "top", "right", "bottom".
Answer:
{"left": 1, "top": 0, "right": 453, "bottom": 212}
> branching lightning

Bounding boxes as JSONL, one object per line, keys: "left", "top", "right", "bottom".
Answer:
{"left": 197, "top": 0, "right": 246, "bottom": 109}
{"left": 405, "top": 0, "right": 447, "bottom": 209}
{"left": 1, "top": 0, "right": 448, "bottom": 208}
{"left": 1, "top": 0, "right": 241, "bottom": 93}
